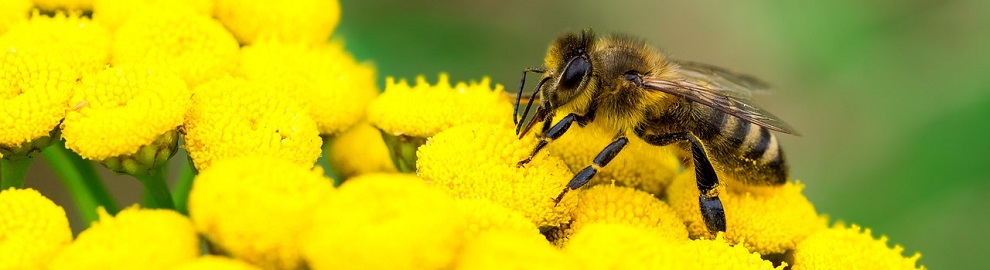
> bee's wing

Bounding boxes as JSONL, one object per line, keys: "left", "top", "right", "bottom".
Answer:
{"left": 673, "top": 60, "right": 771, "bottom": 98}
{"left": 641, "top": 74, "right": 799, "bottom": 135}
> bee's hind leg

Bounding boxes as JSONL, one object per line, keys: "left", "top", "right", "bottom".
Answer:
{"left": 553, "top": 135, "right": 629, "bottom": 204}
{"left": 636, "top": 131, "right": 726, "bottom": 234}
{"left": 517, "top": 112, "right": 576, "bottom": 167}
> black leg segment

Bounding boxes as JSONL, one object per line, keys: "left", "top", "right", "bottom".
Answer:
{"left": 514, "top": 67, "right": 546, "bottom": 126}
{"left": 553, "top": 136, "right": 629, "bottom": 203}
{"left": 637, "top": 131, "right": 726, "bottom": 234}
{"left": 517, "top": 113, "right": 578, "bottom": 167}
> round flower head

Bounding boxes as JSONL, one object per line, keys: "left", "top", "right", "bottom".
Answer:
{"left": 564, "top": 223, "right": 682, "bottom": 269}
{"left": 302, "top": 173, "right": 466, "bottom": 270}
{"left": 93, "top": 0, "right": 214, "bottom": 31}
{"left": 0, "top": 45, "right": 74, "bottom": 156}
{"left": 112, "top": 6, "right": 238, "bottom": 87}
{"left": 173, "top": 256, "right": 262, "bottom": 270}
{"left": 0, "top": 188, "right": 71, "bottom": 270}
{"left": 189, "top": 155, "right": 334, "bottom": 270}
{"left": 790, "top": 224, "right": 924, "bottom": 270}
{"left": 456, "top": 198, "right": 541, "bottom": 240}
{"left": 417, "top": 123, "right": 575, "bottom": 228}
{"left": 184, "top": 76, "right": 321, "bottom": 170}
{"left": 0, "top": 0, "right": 30, "bottom": 34}
{"left": 214, "top": 0, "right": 340, "bottom": 44}
{"left": 0, "top": 11, "right": 111, "bottom": 80}
{"left": 549, "top": 122, "right": 680, "bottom": 195}
{"left": 33, "top": 0, "right": 93, "bottom": 11}
{"left": 240, "top": 40, "right": 379, "bottom": 135}
{"left": 561, "top": 184, "right": 688, "bottom": 243}
{"left": 328, "top": 123, "right": 397, "bottom": 179}
{"left": 455, "top": 230, "right": 577, "bottom": 270}
{"left": 667, "top": 171, "right": 825, "bottom": 254}
{"left": 61, "top": 65, "right": 189, "bottom": 174}
{"left": 679, "top": 234, "right": 783, "bottom": 270}
{"left": 49, "top": 207, "right": 199, "bottom": 270}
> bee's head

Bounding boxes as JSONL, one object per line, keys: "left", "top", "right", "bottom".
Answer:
{"left": 542, "top": 29, "right": 596, "bottom": 111}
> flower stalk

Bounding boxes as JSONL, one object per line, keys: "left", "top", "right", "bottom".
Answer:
{"left": 136, "top": 168, "right": 174, "bottom": 209}
{"left": 1, "top": 157, "right": 33, "bottom": 189}
{"left": 41, "top": 140, "right": 118, "bottom": 223}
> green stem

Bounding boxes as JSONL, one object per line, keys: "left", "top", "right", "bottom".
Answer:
{"left": 172, "top": 157, "right": 196, "bottom": 215}
{"left": 1, "top": 157, "right": 33, "bottom": 189}
{"left": 42, "top": 141, "right": 118, "bottom": 223}
{"left": 136, "top": 168, "right": 174, "bottom": 209}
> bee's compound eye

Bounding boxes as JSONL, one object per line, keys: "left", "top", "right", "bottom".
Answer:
{"left": 560, "top": 56, "right": 591, "bottom": 91}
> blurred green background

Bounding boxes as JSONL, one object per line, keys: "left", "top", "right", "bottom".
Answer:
{"left": 335, "top": 0, "right": 989, "bottom": 269}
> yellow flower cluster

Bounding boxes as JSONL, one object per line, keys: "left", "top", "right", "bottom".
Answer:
{"left": 790, "top": 224, "right": 924, "bottom": 270}
{"left": 328, "top": 123, "right": 397, "bottom": 179}
{"left": 0, "top": 188, "right": 71, "bottom": 270}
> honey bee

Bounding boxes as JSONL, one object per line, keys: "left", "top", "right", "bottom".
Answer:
{"left": 513, "top": 29, "right": 798, "bottom": 234}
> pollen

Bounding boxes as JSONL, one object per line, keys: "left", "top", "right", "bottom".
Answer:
{"left": 0, "top": 47, "right": 73, "bottom": 153}
{"left": 0, "top": 11, "right": 111, "bottom": 80}
{"left": 667, "top": 170, "right": 826, "bottom": 254}
{"left": 0, "top": 188, "right": 72, "bottom": 270}
{"left": 456, "top": 198, "right": 541, "bottom": 241}
{"left": 790, "top": 224, "right": 925, "bottom": 270}
{"left": 561, "top": 184, "right": 688, "bottom": 242}
{"left": 455, "top": 230, "right": 578, "bottom": 270}
{"left": 417, "top": 123, "right": 575, "bottom": 228}
{"left": 183, "top": 76, "right": 322, "bottom": 171}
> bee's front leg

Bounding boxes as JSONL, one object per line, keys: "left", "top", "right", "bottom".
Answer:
{"left": 516, "top": 112, "right": 578, "bottom": 167}
{"left": 553, "top": 135, "right": 629, "bottom": 204}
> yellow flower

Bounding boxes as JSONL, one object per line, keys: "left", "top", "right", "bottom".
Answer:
{"left": 173, "top": 256, "right": 262, "bottom": 270}
{"left": 112, "top": 6, "right": 238, "bottom": 87}
{"left": 0, "top": 12, "right": 111, "bottom": 80}
{"left": 564, "top": 223, "right": 682, "bottom": 269}
{"left": 456, "top": 198, "right": 541, "bottom": 240}
{"left": 183, "top": 76, "right": 322, "bottom": 171}
{"left": 302, "top": 173, "right": 465, "bottom": 270}
{"left": 61, "top": 65, "right": 188, "bottom": 174}
{"left": 93, "top": 0, "right": 214, "bottom": 31}
{"left": 240, "top": 40, "right": 378, "bottom": 135}
{"left": 790, "top": 224, "right": 924, "bottom": 270}
{"left": 189, "top": 155, "right": 334, "bottom": 270}
{"left": 368, "top": 74, "right": 512, "bottom": 138}
{"left": 562, "top": 184, "right": 688, "bottom": 243}
{"left": 417, "top": 123, "right": 575, "bottom": 228}
{"left": 0, "top": 43, "right": 74, "bottom": 156}
{"left": 455, "top": 230, "right": 577, "bottom": 270}
{"left": 0, "top": 0, "right": 30, "bottom": 34}
{"left": 549, "top": 122, "right": 680, "bottom": 195}
{"left": 0, "top": 188, "right": 71, "bottom": 270}
{"left": 328, "top": 123, "right": 397, "bottom": 179}
{"left": 33, "top": 0, "right": 93, "bottom": 11}
{"left": 49, "top": 207, "right": 199, "bottom": 270}
{"left": 667, "top": 171, "right": 826, "bottom": 254}
{"left": 214, "top": 0, "right": 340, "bottom": 45}
{"left": 680, "top": 235, "right": 783, "bottom": 270}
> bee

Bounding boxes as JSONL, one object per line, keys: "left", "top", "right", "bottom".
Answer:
{"left": 513, "top": 29, "right": 798, "bottom": 234}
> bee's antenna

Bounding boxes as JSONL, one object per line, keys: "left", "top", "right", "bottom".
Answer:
{"left": 515, "top": 68, "right": 545, "bottom": 126}
{"left": 516, "top": 77, "right": 548, "bottom": 135}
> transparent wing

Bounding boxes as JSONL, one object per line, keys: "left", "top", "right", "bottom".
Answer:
{"left": 641, "top": 69, "right": 799, "bottom": 135}
{"left": 673, "top": 60, "right": 771, "bottom": 99}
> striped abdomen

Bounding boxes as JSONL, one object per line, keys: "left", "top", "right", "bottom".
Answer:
{"left": 694, "top": 108, "right": 788, "bottom": 186}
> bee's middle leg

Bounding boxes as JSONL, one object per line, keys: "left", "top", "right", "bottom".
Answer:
{"left": 516, "top": 113, "right": 578, "bottom": 167}
{"left": 553, "top": 135, "right": 629, "bottom": 204}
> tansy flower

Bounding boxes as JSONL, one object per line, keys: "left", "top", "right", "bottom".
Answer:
{"left": 240, "top": 40, "right": 378, "bottom": 135}
{"left": 328, "top": 122, "right": 397, "bottom": 179}
{"left": 189, "top": 155, "right": 334, "bottom": 270}
{"left": 93, "top": 0, "right": 214, "bottom": 31}
{"left": 667, "top": 171, "right": 826, "bottom": 254}
{"left": 561, "top": 184, "right": 688, "bottom": 243}
{"left": 549, "top": 122, "right": 681, "bottom": 195}
{"left": 679, "top": 234, "right": 784, "bottom": 270}
{"left": 455, "top": 230, "right": 578, "bottom": 270}
{"left": 789, "top": 224, "right": 924, "bottom": 270}
{"left": 0, "top": 12, "right": 112, "bottom": 80}
{"left": 61, "top": 65, "right": 189, "bottom": 175}
{"left": 0, "top": 44, "right": 74, "bottom": 158}
{"left": 214, "top": 0, "right": 340, "bottom": 45}
{"left": 112, "top": 6, "right": 239, "bottom": 87}
{"left": 368, "top": 74, "right": 512, "bottom": 171}
{"left": 183, "top": 76, "right": 321, "bottom": 171}
{"left": 417, "top": 123, "right": 575, "bottom": 228}
{"left": 302, "top": 173, "right": 466, "bottom": 270}
{"left": 0, "top": 0, "right": 30, "bottom": 34}
{"left": 0, "top": 188, "right": 72, "bottom": 270}
{"left": 456, "top": 198, "right": 541, "bottom": 241}
{"left": 173, "top": 256, "right": 263, "bottom": 270}
{"left": 49, "top": 207, "right": 199, "bottom": 270}
{"left": 33, "top": 0, "right": 93, "bottom": 12}
{"left": 564, "top": 223, "right": 683, "bottom": 269}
